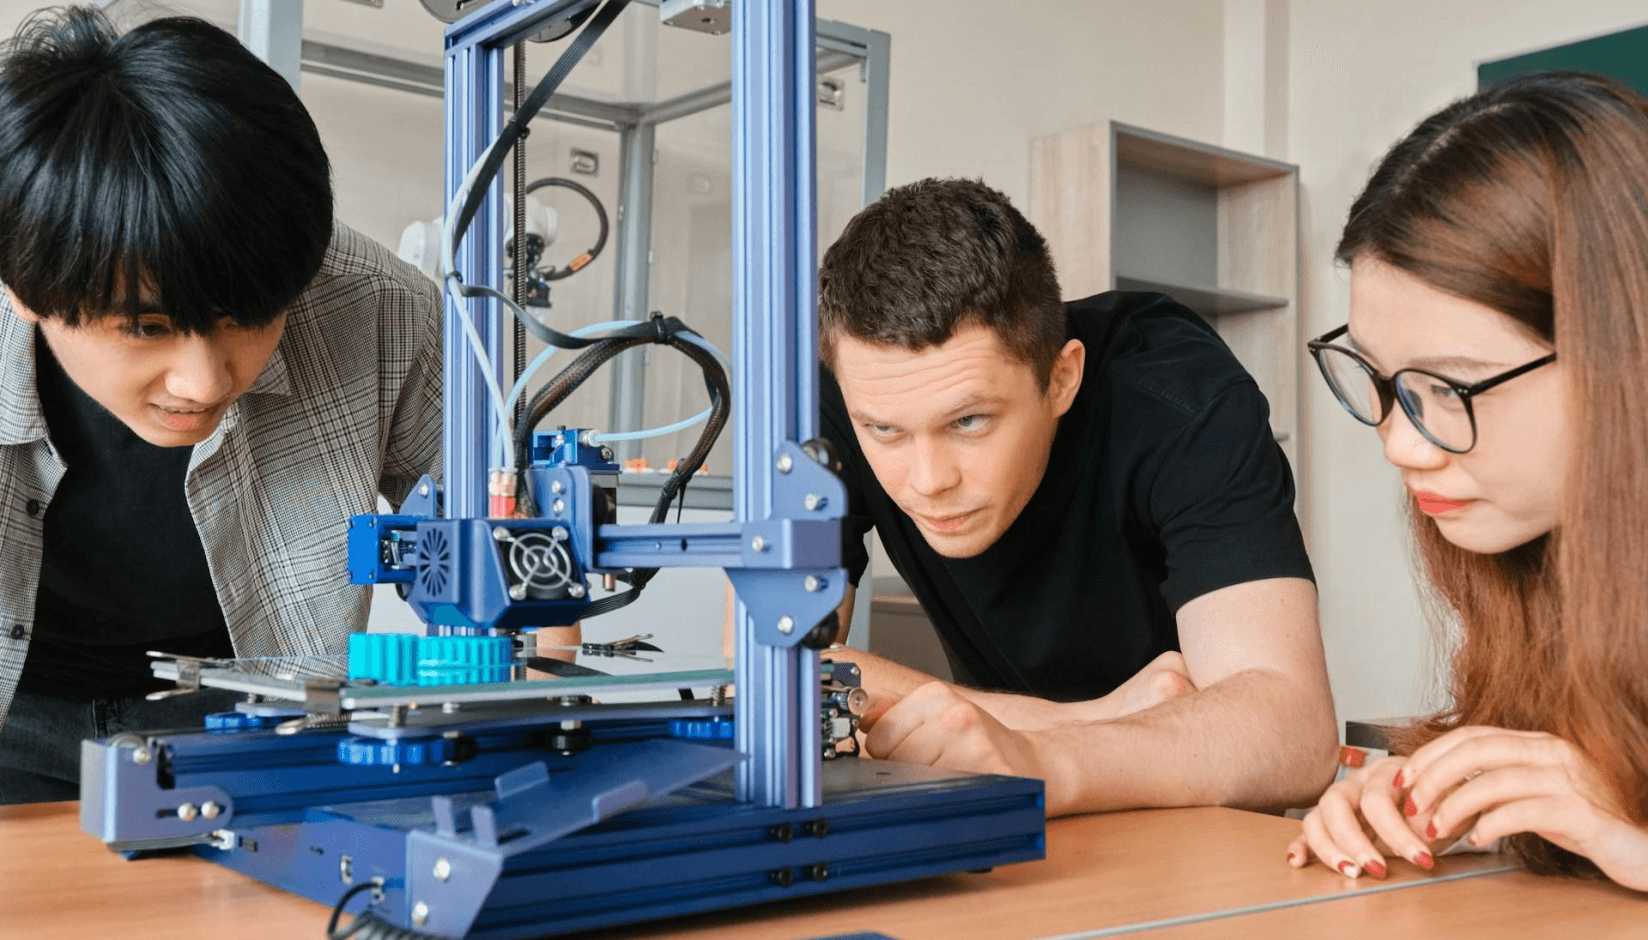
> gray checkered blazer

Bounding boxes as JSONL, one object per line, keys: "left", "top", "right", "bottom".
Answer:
{"left": 0, "top": 223, "right": 443, "bottom": 727}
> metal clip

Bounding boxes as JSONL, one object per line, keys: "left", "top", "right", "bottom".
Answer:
{"left": 303, "top": 677, "right": 346, "bottom": 719}
{"left": 579, "top": 633, "right": 661, "bottom": 661}
{"left": 144, "top": 656, "right": 203, "bottom": 701}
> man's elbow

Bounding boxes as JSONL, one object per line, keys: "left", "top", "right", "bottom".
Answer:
{"left": 1212, "top": 677, "right": 1339, "bottom": 812}
{"left": 1272, "top": 709, "right": 1340, "bottom": 809}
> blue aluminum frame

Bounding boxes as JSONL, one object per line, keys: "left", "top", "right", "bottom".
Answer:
{"left": 441, "top": 0, "right": 842, "bottom": 809}
{"left": 728, "top": 0, "right": 822, "bottom": 808}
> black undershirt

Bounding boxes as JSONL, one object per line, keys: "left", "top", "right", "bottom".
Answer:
{"left": 18, "top": 332, "right": 233, "bottom": 699}
{"left": 823, "top": 292, "right": 1314, "bottom": 701}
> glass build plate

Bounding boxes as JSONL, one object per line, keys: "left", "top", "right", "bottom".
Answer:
{"left": 149, "top": 646, "right": 733, "bottom": 710}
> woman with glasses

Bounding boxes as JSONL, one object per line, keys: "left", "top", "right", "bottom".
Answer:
{"left": 1286, "top": 71, "right": 1648, "bottom": 890}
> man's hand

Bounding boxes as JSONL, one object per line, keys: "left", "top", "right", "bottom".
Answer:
{"left": 859, "top": 681, "right": 1068, "bottom": 814}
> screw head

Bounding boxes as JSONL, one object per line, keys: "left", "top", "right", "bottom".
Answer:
{"left": 552, "top": 499, "right": 566, "bottom": 515}
{"left": 776, "top": 453, "right": 793, "bottom": 473}
{"left": 508, "top": 584, "right": 527, "bottom": 601}
{"left": 200, "top": 801, "right": 222, "bottom": 820}
{"left": 493, "top": 526, "right": 511, "bottom": 542}
{"left": 600, "top": 446, "right": 614, "bottom": 462}
{"left": 568, "top": 583, "right": 586, "bottom": 599}
{"left": 433, "top": 858, "right": 452, "bottom": 882}
{"left": 550, "top": 480, "right": 564, "bottom": 494}
{"left": 803, "top": 494, "right": 823, "bottom": 511}
{"left": 177, "top": 803, "right": 199, "bottom": 822}
{"left": 552, "top": 527, "right": 569, "bottom": 541}
{"left": 777, "top": 615, "right": 795, "bottom": 634}
{"left": 412, "top": 902, "right": 429, "bottom": 926}
{"left": 804, "top": 575, "right": 821, "bottom": 593}
{"left": 419, "top": 483, "right": 430, "bottom": 497}
{"left": 131, "top": 747, "right": 152, "bottom": 765}
{"left": 751, "top": 535, "right": 767, "bottom": 553}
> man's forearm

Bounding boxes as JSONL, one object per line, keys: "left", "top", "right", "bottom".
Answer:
{"left": 1032, "top": 667, "right": 1338, "bottom": 816}
{"left": 828, "top": 647, "right": 1108, "bottom": 730}
{"left": 823, "top": 647, "right": 940, "bottom": 698}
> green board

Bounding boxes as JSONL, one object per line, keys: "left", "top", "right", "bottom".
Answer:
{"left": 1479, "top": 23, "right": 1648, "bottom": 95}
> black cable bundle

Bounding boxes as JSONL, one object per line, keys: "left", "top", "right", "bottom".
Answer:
{"left": 513, "top": 312, "right": 731, "bottom": 618}
{"left": 445, "top": 0, "right": 630, "bottom": 350}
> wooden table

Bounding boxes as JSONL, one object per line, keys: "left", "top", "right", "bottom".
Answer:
{"left": 0, "top": 801, "right": 1640, "bottom": 939}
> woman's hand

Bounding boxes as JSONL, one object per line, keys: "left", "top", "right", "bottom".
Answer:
{"left": 1287, "top": 755, "right": 1451, "bottom": 879}
{"left": 1399, "top": 726, "right": 1648, "bottom": 891}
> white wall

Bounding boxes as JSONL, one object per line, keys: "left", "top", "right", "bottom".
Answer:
{"left": 817, "top": 0, "right": 1224, "bottom": 210}
{"left": 1287, "top": 0, "right": 1648, "bottom": 726}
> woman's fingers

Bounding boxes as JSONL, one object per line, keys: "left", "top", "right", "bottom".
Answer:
{"left": 1360, "top": 776, "right": 1435, "bottom": 871}
{"left": 1400, "top": 728, "right": 1552, "bottom": 815}
{"left": 1427, "top": 765, "right": 1565, "bottom": 843}
{"left": 1314, "top": 783, "right": 1385, "bottom": 878}
{"left": 1301, "top": 803, "right": 1364, "bottom": 878}
{"left": 1285, "top": 833, "right": 1312, "bottom": 868}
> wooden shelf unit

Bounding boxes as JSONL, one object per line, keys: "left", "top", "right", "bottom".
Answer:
{"left": 1029, "top": 121, "right": 1302, "bottom": 468}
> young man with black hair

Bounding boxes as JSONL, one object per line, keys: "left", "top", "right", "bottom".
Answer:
{"left": 820, "top": 178, "right": 1338, "bottom": 816}
{"left": 0, "top": 7, "right": 444, "bottom": 802}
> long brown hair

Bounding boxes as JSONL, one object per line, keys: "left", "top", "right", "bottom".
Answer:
{"left": 1338, "top": 72, "right": 1648, "bottom": 876}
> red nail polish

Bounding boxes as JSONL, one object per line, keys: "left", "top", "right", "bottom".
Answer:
{"left": 1425, "top": 821, "right": 1437, "bottom": 840}
{"left": 1404, "top": 796, "right": 1418, "bottom": 817}
{"left": 1392, "top": 770, "right": 1404, "bottom": 789}
{"left": 1365, "top": 860, "right": 1387, "bottom": 879}
{"left": 1414, "top": 852, "right": 1434, "bottom": 870}
{"left": 1338, "top": 861, "right": 1357, "bottom": 877}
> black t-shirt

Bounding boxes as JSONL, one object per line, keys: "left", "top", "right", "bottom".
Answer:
{"left": 18, "top": 333, "right": 233, "bottom": 699}
{"left": 822, "top": 291, "right": 1313, "bottom": 702}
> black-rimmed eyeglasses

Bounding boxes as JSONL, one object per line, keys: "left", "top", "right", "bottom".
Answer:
{"left": 1307, "top": 324, "right": 1556, "bottom": 454}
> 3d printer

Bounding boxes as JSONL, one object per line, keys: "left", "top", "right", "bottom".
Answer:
{"left": 78, "top": 2, "right": 1046, "bottom": 937}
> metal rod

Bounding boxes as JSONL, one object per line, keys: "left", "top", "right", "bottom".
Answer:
{"left": 237, "top": 0, "right": 302, "bottom": 90}
{"left": 607, "top": 122, "right": 656, "bottom": 461}
{"left": 513, "top": 42, "right": 528, "bottom": 438}
{"left": 640, "top": 49, "right": 858, "bottom": 127}
{"left": 301, "top": 40, "right": 637, "bottom": 129}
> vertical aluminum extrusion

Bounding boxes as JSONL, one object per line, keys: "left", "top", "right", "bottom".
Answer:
{"left": 442, "top": 31, "right": 507, "bottom": 520}
{"left": 733, "top": 0, "right": 824, "bottom": 808}
{"left": 237, "top": 0, "right": 302, "bottom": 90}
{"left": 607, "top": 121, "right": 657, "bottom": 461}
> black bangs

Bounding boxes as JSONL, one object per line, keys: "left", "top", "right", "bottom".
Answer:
{"left": 0, "top": 7, "right": 333, "bottom": 333}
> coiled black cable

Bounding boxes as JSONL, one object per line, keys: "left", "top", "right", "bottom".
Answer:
{"left": 525, "top": 176, "right": 609, "bottom": 282}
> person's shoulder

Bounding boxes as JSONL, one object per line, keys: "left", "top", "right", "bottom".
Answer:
{"left": 1068, "top": 290, "right": 1256, "bottom": 418}
{"left": 302, "top": 222, "right": 441, "bottom": 327}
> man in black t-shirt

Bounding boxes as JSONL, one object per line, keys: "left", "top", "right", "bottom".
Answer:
{"left": 817, "top": 178, "right": 1337, "bottom": 817}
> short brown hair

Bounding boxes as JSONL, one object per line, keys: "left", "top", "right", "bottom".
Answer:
{"left": 818, "top": 178, "right": 1065, "bottom": 388}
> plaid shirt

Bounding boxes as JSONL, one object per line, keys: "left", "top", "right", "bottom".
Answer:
{"left": 0, "top": 223, "right": 443, "bottom": 727}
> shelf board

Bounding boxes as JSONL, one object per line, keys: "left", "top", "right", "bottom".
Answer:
{"left": 1113, "top": 123, "right": 1295, "bottom": 187}
{"left": 1115, "top": 275, "right": 1289, "bottom": 318}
